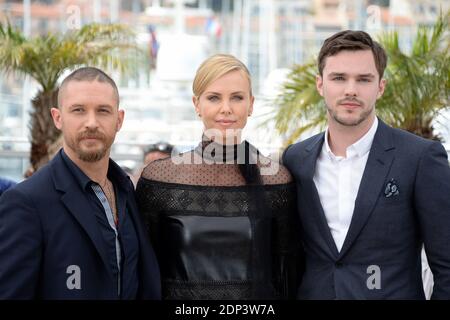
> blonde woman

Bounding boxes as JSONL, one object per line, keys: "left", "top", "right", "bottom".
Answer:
{"left": 136, "top": 54, "right": 302, "bottom": 300}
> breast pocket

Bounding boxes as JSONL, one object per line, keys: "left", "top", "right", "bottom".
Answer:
{"left": 370, "top": 196, "right": 416, "bottom": 246}
{"left": 376, "top": 193, "right": 409, "bottom": 209}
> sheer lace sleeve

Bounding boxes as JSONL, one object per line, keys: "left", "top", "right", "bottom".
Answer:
{"left": 260, "top": 155, "right": 293, "bottom": 185}
{"left": 140, "top": 156, "right": 178, "bottom": 183}
{"left": 135, "top": 175, "right": 163, "bottom": 255}
{"left": 267, "top": 179, "right": 303, "bottom": 299}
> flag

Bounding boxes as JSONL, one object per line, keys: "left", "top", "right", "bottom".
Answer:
{"left": 205, "top": 16, "right": 222, "bottom": 38}
{"left": 148, "top": 25, "right": 159, "bottom": 69}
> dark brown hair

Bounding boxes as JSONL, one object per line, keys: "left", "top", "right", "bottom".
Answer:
{"left": 58, "top": 67, "right": 119, "bottom": 107}
{"left": 318, "top": 30, "right": 387, "bottom": 79}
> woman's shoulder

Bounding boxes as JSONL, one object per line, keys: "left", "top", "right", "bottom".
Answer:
{"left": 140, "top": 153, "right": 182, "bottom": 183}
{"left": 139, "top": 150, "right": 206, "bottom": 184}
{"left": 257, "top": 153, "right": 294, "bottom": 186}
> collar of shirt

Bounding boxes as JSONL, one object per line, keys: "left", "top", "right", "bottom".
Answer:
{"left": 60, "top": 148, "right": 131, "bottom": 192}
{"left": 323, "top": 117, "right": 378, "bottom": 161}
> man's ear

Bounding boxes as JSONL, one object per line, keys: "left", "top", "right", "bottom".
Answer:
{"left": 116, "top": 109, "right": 125, "bottom": 132}
{"left": 316, "top": 74, "right": 324, "bottom": 96}
{"left": 50, "top": 107, "right": 62, "bottom": 130}
{"left": 377, "top": 78, "right": 387, "bottom": 99}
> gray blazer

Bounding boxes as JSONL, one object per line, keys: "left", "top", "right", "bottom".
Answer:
{"left": 283, "top": 119, "right": 450, "bottom": 299}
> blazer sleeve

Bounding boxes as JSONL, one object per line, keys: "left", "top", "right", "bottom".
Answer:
{"left": 414, "top": 141, "right": 450, "bottom": 299}
{"left": 0, "top": 187, "right": 43, "bottom": 299}
{"left": 281, "top": 144, "right": 293, "bottom": 168}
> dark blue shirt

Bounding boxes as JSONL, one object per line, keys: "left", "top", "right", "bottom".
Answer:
{"left": 61, "top": 149, "right": 139, "bottom": 299}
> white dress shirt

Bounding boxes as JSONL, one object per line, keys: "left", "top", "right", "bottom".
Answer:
{"left": 313, "top": 118, "right": 378, "bottom": 252}
{"left": 421, "top": 246, "right": 434, "bottom": 299}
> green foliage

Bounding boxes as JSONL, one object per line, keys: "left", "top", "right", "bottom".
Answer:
{"left": 377, "top": 11, "right": 450, "bottom": 140}
{"left": 0, "top": 22, "right": 136, "bottom": 92}
{"left": 268, "top": 61, "right": 326, "bottom": 146}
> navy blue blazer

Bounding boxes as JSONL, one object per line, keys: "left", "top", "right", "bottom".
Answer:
{"left": 283, "top": 119, "right": 450, "bottom": 299}
{"left": 0, "top": 151, "right": 161, "bottom": 299}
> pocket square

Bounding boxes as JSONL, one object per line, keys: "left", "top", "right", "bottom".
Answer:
{"left": 384, "top": 178, "right": 400, "bottom": 198}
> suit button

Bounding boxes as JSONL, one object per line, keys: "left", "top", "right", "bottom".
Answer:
{"left": 335, "top": 262, "right": 343, "bottom": 268}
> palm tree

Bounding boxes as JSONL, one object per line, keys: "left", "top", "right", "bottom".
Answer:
{"left": 377, "top": 12, "right": 450, "bottom": 140}
{"left": 268, "top": 61, "right": 326, "bottom": 146}
{"left": 0, "top": 22, "right": 136, "bottom": 171}
{"left": 271, "top": 11, "right": 450, "bottom": 146}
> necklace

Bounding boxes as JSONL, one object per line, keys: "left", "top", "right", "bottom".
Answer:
{"left": 101, "top": 178, "right": 118, "bottom": 225}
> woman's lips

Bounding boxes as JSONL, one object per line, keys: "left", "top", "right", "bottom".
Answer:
{"left": 216, "top": 120, "right": 237, "bottom": 126}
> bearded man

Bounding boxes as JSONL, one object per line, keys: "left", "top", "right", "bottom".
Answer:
{"left": 0, "top": 67, "right": 161, "bottom": 300}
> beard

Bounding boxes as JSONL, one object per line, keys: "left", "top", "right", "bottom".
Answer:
{"left": 66, "top": 129, "right": 114, "bottom": 162}
{"left": 327, "top": 97, "right": 373, "bottom": 127}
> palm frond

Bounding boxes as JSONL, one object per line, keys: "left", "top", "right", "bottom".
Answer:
{"left": 0, "top": 21, "right": 27, "bottom": 75}
{"left": 268, "top": 61, "right": 326, "bottom": 142}
{"left": 0, "top": 22, "right": 139, "bottom": 92}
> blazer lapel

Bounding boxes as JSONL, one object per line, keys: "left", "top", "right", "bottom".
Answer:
{"left": 338, "top": 120, "right": 396, "bottom": 258}
{"left": 302, "top": 133, "right": 340, "bottom": 258}
{"left": 50, "top": 152, "right": 112, "bottom": 276}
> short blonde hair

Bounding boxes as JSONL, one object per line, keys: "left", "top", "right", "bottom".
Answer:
{"left": 192, "top": 54, "right": 252, "bottom": 98}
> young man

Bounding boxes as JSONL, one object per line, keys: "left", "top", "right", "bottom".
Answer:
{"left": 283, "top": 30, "right": 450, "bottom": 299}
{"left": 0, "top": 67, "right": 161, "bottom": 299}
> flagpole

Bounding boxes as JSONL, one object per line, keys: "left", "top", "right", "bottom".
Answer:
{"left": 174, "top": 0, "right": 185, "bottom": 34}
{"left": 231, "top": 0, "right": 242, "bottom": 57}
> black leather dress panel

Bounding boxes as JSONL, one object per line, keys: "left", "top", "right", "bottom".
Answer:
{"left": 160, "top": 215, "right": 252, "bottom": 281}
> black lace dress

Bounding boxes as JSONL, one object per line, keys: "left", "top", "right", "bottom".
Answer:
{"left": 136, "top": 140, "right": 302, "bottom": 300}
